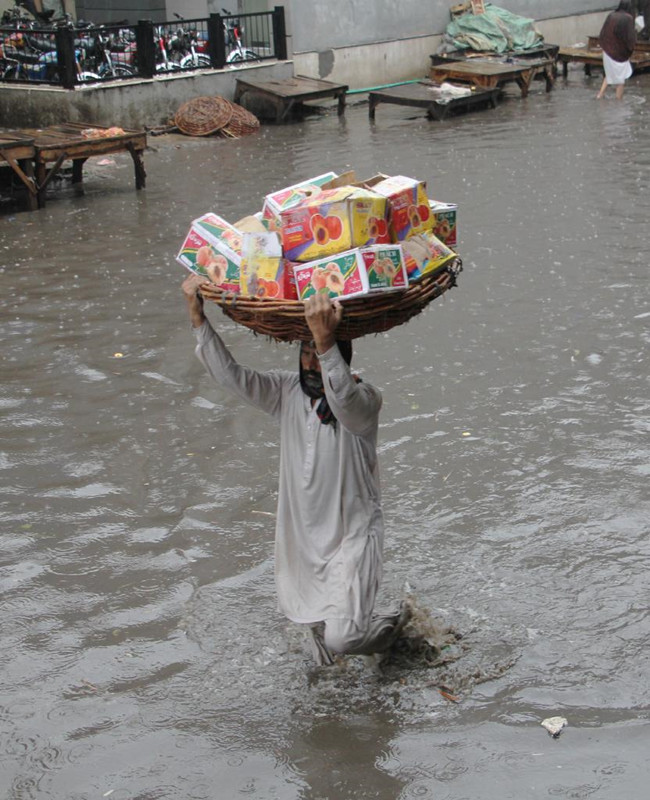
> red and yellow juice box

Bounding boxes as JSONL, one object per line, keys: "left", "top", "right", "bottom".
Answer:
{"left": 360, "top": 245, "right": 408, "bottom": 293}
{"left": 293, "top": 249, "right": 369, "bottom": 301}
{"left": 371, "top": 175, "right": 433, "bottom": 242}
{"left": 240, "top": 231, "right": 290, "bottom": 298}
{"left": 281, "top": 187, "right": 390, "bottom": 262}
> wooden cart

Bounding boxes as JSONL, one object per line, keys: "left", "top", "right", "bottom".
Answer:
{"left": 233, "top": 75, "right": 348, "bottom": 122}
{"left": 558, "top": 39, "right": 650, "bottom": 78}
{"left": 429, "top": 56, "right": 555, "bottom": 98}
{"left": 0, "top": 134, "right": 38, "bottom": 210}
{"left": 368, "top": 81, "right": 501, "bottom": 120}
{"left": 1, "top": 123, "right": 147, "bottom": 210}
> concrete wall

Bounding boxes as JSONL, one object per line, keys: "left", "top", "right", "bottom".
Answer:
{"left": 75, "top": 0, "right": 167, "bottom": 24}
{"left": 291, "top": 15, "right": 612, "bottom": 89}
{"left": 534, "top": 11, "right": 608, "bottom": 47}
{"left": 0, "top": 60, "right": 293, "bottom": 128}
{"left": 286, "top": 0, "right": 612, "bottom": 54}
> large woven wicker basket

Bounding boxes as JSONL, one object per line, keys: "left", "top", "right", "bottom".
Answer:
{"left": 174, "top": 96, "right": 233, "bottom": 136}
{"left": 198, "top": 258, "right": 462, "bottom": 341}
{"left": 221, "top": 103, "right": 261, "bottom": 138}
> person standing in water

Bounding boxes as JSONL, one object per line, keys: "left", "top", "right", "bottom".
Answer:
{"left": 597, "top": 1, "right": 637, "bottom": 99}
{"left": 182, "top": 274, "right": 411, "bottom": 666}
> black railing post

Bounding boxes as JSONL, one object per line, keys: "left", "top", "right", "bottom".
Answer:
{"left": 135, "top": 19, "right": 156, "bottom": 78}
{"left": 272, "top": 6, "right": 287, "bottom": 61}
{"left": 55, "top": 26, "right": 77, "bottom": 88}
{"left": 208, "top": 13, "right": 226, "bottom": 68}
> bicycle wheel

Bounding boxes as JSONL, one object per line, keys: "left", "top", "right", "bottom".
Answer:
{"left": 180, "top": 53, "right": 211, "bottom": 69}
{"left": 2, "top": 65, "right": 21, "bottom": 80}
{"left": 156, "top": 61, "right": 182, "bottom": 73}
{"left": 227, "top": 49, "right": 260, "bottom": 64}
{"left": 99, "top": 63, "right": 136, "bottom": 78}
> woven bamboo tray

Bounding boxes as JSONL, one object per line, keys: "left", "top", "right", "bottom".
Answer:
{"left": 198, "top": 258, "right": 462, "bottom": 341}
{"left": 174, "top": 96, "right": 233, "bottom": 136}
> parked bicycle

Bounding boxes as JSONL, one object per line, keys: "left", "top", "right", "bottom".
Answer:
{"left": 222, "top": 8, "right": 260, "bottom": 64}
{"left": 84, "top": 26, "right": 136, "bottom": 78}
{"left": 154, "top": 25, "right": 181, "bottom": 72}
{"left": 169, "top": 13, "right": 210, "bottom": 69}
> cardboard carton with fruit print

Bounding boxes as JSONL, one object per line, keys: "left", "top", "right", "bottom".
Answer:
{"left": 240, "top": 232, "right": 297, "bottom": 300}
{"left": 371, "top": 176, "right": 433, "bottom": 242}
{"left": 293, "top": 249, "right": 370, "bottom": 301}
{"left": 281, "top": 187, "right": 390, "bottom": 263}
{"left": 402, "top": 231, "right": 457, "bottom": 282}
{"left": 360, "top": 245, "right": 409, "bottom": 293}
{"left": 429, "top": 200, "right": 458, "bottom": 248}
{"left": 193, "top": 213, "right": 243, "bottom": 258}
{"left": 262, "top": 172, "right": 338, "bottom": 231}
{"left": 176, "top": 221, "right": 241, "bottom": 293}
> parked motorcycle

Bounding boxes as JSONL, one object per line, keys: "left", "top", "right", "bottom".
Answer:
{"left": 1, "top": 36, "right": 99, "bottom": 83}
{"left": 0, "top": 14, "right": 99, "bottom": 83}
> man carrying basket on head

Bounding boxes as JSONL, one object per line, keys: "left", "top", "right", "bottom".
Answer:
{"left": 182, "top": 274, "right": 411, "bottom": 666}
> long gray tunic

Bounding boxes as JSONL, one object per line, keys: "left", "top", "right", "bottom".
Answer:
{"left": 194, "top": 320, "right": 384, "bottom": 629}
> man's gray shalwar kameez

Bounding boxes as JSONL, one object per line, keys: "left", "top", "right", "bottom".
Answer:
{"left": 194, "top": 319, "right": 385, "bottom": 639}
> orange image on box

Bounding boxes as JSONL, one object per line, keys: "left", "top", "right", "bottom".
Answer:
{"left": 281, "top": 186, "right": 390, "bottom": 262}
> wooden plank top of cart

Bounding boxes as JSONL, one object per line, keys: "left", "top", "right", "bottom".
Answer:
{"left": 8, "top": 122, "right": 147, "bottom": 208}
{"left": 429, "top": 56, "right": 555, "bottom": 97}
{"left": 233, "top": 75, "right": 349, "bottom": 122}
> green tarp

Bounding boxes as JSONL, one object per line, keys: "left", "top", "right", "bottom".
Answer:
{"left": 445, "top": 3, "right": 544, "bottom": 54}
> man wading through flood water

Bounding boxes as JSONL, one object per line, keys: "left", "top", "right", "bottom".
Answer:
{"left": 182, "top": 274, "right": 411, "bottom": 666}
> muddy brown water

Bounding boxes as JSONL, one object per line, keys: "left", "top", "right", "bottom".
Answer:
{"left": 1, "top": 68, "right": 649, "bottom": 799}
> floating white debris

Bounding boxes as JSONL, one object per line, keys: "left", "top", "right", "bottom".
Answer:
{"left": 541, "top": 716, "right": 568, "bottom": 738}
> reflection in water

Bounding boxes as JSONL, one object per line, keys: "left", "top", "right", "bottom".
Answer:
{"left": 1, "top": 70, "right": 650, "bottom": 798}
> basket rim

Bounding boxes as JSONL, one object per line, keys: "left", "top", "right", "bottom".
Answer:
{"left": 197, "top": 258, "right": 462, "bottom": 341}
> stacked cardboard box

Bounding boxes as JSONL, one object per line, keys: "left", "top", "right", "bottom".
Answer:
{"left": 177, "top": 171, "right": 459, "bottom": 302}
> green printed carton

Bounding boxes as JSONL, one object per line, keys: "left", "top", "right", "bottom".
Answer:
{"left": 360, "top": 244, "right": 408, "bottom": 293}
{"left": 292, "top": 249, "right": 369, "bottom": 301}
{"left": 176, "top": 213, "right": 241, "bottom": 293}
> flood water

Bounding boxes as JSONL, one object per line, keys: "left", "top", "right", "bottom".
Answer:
{"left": 1, "top": 65, "right": 649, "bottom": 799}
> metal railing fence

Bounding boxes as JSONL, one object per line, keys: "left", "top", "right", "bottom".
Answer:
{"left": 0, "top": 7, "right": 287, "bottom": 87}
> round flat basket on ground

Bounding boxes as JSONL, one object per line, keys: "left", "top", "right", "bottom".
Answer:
{"left": 221, "top": 102, "right": 261, "bottom": 137}
{"left": 174, "top": 96, "right": 233, "bottom": 136}
{"left": 198, "top": 258, "right": 462, "bottom": 342}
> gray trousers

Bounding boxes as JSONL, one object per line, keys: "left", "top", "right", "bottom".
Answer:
{"left": 309, "top": 611, "right": 404, "bottom": 665}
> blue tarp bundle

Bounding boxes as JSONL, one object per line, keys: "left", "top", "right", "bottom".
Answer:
{"left": 444, "top": 3, "right": 544, "bottom": 54}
